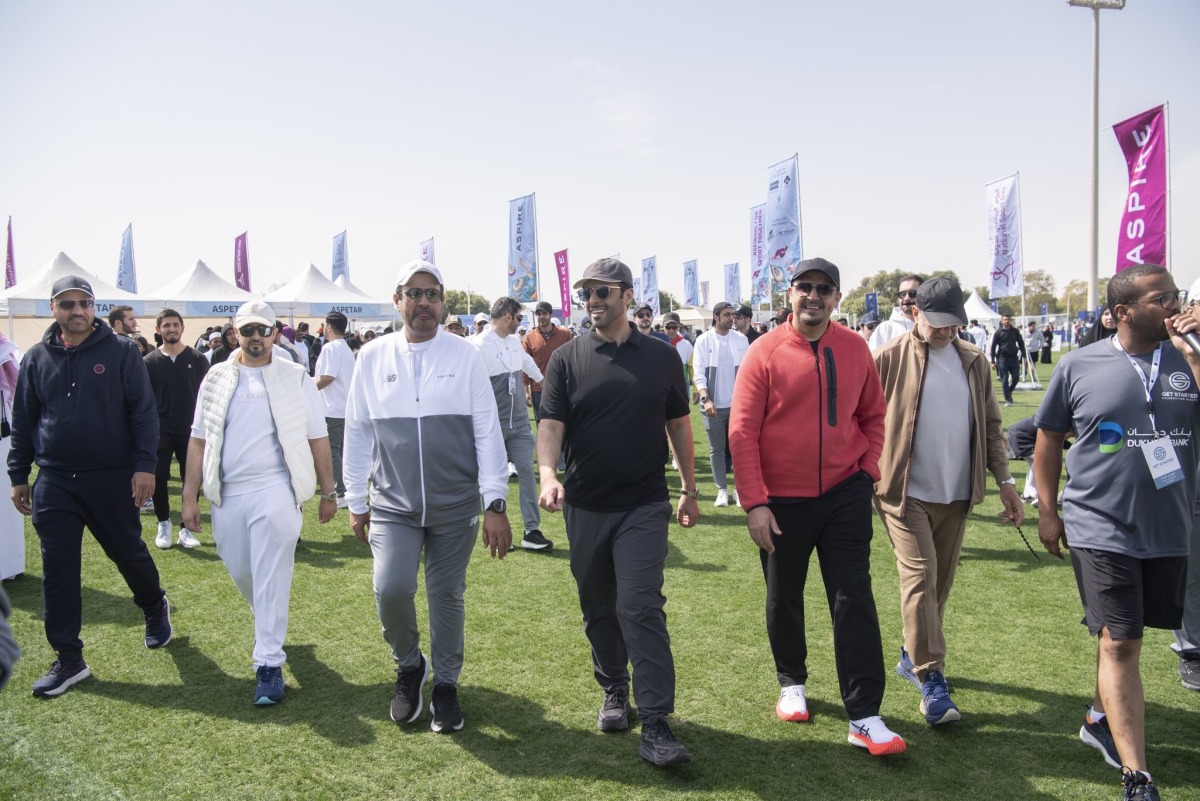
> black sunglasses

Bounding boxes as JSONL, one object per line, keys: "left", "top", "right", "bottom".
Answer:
{"left": 401, "top": 288, "right": 443, "bottom": 302}
{"left": 55, "top": 299, "right": 94, "bottom": 310}
{"left": 791, "top": 281, "right": 836, "bottom": 299}
{"left": 238, "top": 324, "right": 273, "bottom": 338}
{"left": 577, "top": 285, "right": 624, "bottom": 302}
{"left": 897, "top": 290, "right": 919, "bottom": 299}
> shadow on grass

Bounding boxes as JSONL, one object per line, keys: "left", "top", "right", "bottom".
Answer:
{"left": 664, "top": 540, "right": 726, "bottom": 573}
{"left": 958, "top": 544, "right": 1048, "bottom": 573}
{"left": 294, "top": 533, "right": 374, "bottom": 568}
{"left": 4, "top": 577, "right": 163, "bottom": 627}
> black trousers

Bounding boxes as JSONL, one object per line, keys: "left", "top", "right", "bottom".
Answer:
{"left": 32, "top": 468, "right": 165, "bottom": 664}
{"left": 153, "top": 429, "right": 190, "bottom": 522}
{"left": 760, "top": 471, "right": 885, "bottom": 720}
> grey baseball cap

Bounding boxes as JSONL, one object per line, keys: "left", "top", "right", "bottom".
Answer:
{"left": 573, "top": 258, "right": 633, "bottom": 289}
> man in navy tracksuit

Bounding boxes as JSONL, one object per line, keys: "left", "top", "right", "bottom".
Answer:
{"left": 8, "top": 275, "right": 171, "bottom": 697}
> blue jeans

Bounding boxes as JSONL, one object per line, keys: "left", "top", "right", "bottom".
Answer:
{"left": 996, "top": 356, "right": 1020, "bottom": 403}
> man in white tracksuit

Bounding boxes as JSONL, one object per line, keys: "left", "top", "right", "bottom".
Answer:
{"left": 344, "top": 260, "right": 511, "bottom": 735}
{"left": 692, "top": 302, "right": 749, "bottom": 507}
{"left": 868, "top": 274, "right": 924, "bottom": 352}
{"left": 181, "top": 300, "right": 337, "bottom": 706}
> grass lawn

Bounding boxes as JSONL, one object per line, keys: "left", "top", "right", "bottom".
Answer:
{"left": 1, "top": 349, "right": 1198, "bottom": 800}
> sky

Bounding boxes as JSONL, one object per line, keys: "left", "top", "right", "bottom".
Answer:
{"left": 2, "top": 0, "right": 1197, "bottom": 310}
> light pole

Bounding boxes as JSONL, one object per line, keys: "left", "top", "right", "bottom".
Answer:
{"left": 1067, "top": 0, "right": 1125, "bottom": 314}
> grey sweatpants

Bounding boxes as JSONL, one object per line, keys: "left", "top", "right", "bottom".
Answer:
{"left": 368, "top": 515, "right": 478, "bottom": 685}
{"left": 701, "top": 406, "right": 731, "bottom": 490}
{"left": 502, "top": 422, "right": 540, "bottom": 534}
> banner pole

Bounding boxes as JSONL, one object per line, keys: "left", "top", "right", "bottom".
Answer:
{"left": 1165, "top": 101, "right": 1172, "bottom": 271}
{"left": 532, "top": 193, "right": 541, "bottom": 303}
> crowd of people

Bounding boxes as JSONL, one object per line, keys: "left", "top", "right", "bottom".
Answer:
{"left": 0, "top": 259, "right": 1196, "bottom": 799}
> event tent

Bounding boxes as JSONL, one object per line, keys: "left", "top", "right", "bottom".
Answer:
{"left": 145, "top": 259, "right": 254, "bottom": 318}
{"left": 964, "top": 292, "right": 1001, "bottom": 324}
{"left": 265, "top": 264, "right": 388, "bottom": 318}
{"left": 333, "top": 274, "right": 377, "bottom": 301}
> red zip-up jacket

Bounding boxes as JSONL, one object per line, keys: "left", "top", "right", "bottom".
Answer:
{"left": 729, "top": 320, "right": 886, "bottom": 509}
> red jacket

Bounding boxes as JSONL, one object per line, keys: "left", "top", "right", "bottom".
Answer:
{"left": 729, "top": 321, "right": 886, "bottom": 509}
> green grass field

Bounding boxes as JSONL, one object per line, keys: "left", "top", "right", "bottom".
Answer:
{"left": 1, "top": 351, "right": 1198, "bottom": 800}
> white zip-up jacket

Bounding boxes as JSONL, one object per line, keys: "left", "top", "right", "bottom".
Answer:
{"left": 470, "top": 328, "right": 543, "bottom": 429}
{"left": 343, "top": 328, "right": 507, "bottom": 526}
{"left": 692, "top": 328, "right": 749, "bottom": 408}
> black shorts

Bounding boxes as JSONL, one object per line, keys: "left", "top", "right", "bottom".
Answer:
{"left": 1070, "top": 547, "right": 1187, "bottom": 639}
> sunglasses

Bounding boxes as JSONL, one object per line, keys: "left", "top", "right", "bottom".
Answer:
{"left": 55, "top": 299, "right": 94, "bottom": 310}
{"left": 635, "top": 311, "right": 653, "bottom": 319}
{"left": 401, "top": 288, "right": 443, "bottom": 302}
{"left": 897, "top": 290, "right": 919, "bottom": 299}
{"left": 791, "top": 282, "right": 836, "bottom": 299}
{"left": 238, "top": 324, "right": 273, "bottom": 338}
{"left": 664, "top": 325, "right": 679, "bottom": 330}
{"left": 577, "top": 285, "right": 624, "bottom": 302}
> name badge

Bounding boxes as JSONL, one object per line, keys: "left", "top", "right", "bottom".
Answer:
{"left": 1141, "top": 436, "right": 1185, "bottom": 490}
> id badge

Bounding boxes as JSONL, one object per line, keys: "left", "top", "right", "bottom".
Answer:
{"left": 1141, "top": 436, "right": 1184, "bottom": 490}
{"left": 507, "top": 373, "right": 516, "bottom": 396}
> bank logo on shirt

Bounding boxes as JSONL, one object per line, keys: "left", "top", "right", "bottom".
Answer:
{"left": 1098, "top": 421, "right": 1124, "bottom": 454}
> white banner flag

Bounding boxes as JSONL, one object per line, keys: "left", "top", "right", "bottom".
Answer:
{"left": 765, "top": 155, "right": 802, "bottom": 293}
{"left": 420, "top": 237, "right": 436, "bottom": 265}
{"left": 700, "top": 281, "right": 710, "bottom": 309}
{"left": 986, "top": 173, "right": 1023, "bottom": 299}
{"left": 724, "top": 263, "right": 740, "bottom": 305}
{"left": 750, "top": 204, "right": 768, "bottom": 306}
{"left": 641, "top": 256, "right": 659, "bottom": 314}
{"left": 633, "top": 278, "right": 641, "bottom": 308}
{"left": 332, "top": 230, "right": 349, "bottom": 282}
{"left": 683, "top": 260, "right": 698, "bottom": 306}
{"left": 116, "top": 224, "right": 137, "bottom": 293}
{"left": 508, "top": 194, "right": 538, "bottom": 302}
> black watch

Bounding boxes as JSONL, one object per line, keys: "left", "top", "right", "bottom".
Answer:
{"left": 486, "top": 499, "right": 507, "bottom": 514}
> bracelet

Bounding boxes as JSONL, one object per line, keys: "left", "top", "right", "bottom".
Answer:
{"left": 679, "top": 489, "right": 700, "bottom": 499}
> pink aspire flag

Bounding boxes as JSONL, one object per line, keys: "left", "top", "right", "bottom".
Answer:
{"left": 5, "top": 217, "right": 14, "bottom": 288}
{"left": 555, "top": 249, "right": 571, "bottom": 317}
{"left": 1113, "top": 105, "right": 1167, "bottom": 272}
{"left": 234, "top": 232, "right": 251, "bottom": 291}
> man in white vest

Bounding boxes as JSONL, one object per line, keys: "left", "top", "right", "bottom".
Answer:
{"left": 181, "top": 300, "right": 337, "bottom": 706}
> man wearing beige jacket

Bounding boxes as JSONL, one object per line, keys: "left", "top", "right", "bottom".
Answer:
{"left": 873, "top": 277, "right": 1023, "bottom": 725}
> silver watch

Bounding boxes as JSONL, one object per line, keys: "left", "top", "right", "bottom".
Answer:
{"left": 998, "top": 478, "right": 1016, "bottom": 487}
{"left": 320, "top": 491, "right": 339, "bottom": 501}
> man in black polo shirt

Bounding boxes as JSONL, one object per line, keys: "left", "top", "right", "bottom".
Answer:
{"left": 144, "top": 309, "right": 209, "bottom": 549}
{"left": 537, "top": 258, "right": 700, "bottom": 767}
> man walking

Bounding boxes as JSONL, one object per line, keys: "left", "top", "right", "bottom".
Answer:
{"left": 9, "top": 275, "right": 171, "bottom": 697}
{"left": 873, "top": 278, "right": 1022, "bottom": 725}
{"left": 144, "top": 309, "right": 208, "bottom": 550}
{"left": 634, "top": 303, "right": 671, "bottom": 343}
{"left": 693, "top": 301, "right": 749, "bottom": 507}
{"left": 472, "top": 297, "right": 552, "bottom": 551}
{"left": 523, "top": 301, "right": 572, "bottom": 422}
{"left": 537, "top": 258, "right": 700, "bottom": 767}
{"left": 868, "top": 274, "right": 923, "bottom": 351}
{"left": 107, "top": 304, "right": 139, "bottom": 339}
{"left": 315, "top": 311, "right": 355, "bottom": 507}
{"left": 729, "top": 257, "right": 904, "bottom": 756}
{"left": 990, "top": 314, "right": 1026, "bottom": 407}
{"left": 344, "top": 260, "right": 510, "bottom": 734}
{"left": 181, "top": 300, "right": 337, "bottom": 705}
{"left": 1035, "top": 264, "right": 1200, "bottom": 801}
{"left": 734, "top": 305, "right": 762, "bottom": 344}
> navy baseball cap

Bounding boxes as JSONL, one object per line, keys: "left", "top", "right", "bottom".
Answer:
{"left": 51, "top": 275, "right": 95, "bottom": 299}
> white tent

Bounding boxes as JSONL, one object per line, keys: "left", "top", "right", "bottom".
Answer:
{"left": 265, "top": 264, "right": 388, "bottom": 318}
{"left": 3, "top": 252, "right": 144, "bottom": 317}
{"left": 964, "top": 292, "right": 1001, "bottom": 324}
{"left": 333, "top": 274, "right": 376, "bottom": 301}
{"left": 146, "top": 260, "right": 254, "bottom": 317}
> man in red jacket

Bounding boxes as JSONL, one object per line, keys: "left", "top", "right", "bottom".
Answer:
{"left": 729, "top": 257, "right": 904, "bottom": 757}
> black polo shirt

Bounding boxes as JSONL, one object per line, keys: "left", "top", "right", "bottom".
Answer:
{"left": 540, "top": 324, "right": 690, "bottom": 512}
{"left": 144, "top": 346, "right": 209, "bottom": 433}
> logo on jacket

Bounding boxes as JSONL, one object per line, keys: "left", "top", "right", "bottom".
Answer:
{"left": 384, "top": 374, "right": 397, "bottom": 383}
{"left": 93, "top": 364, "right": 105, "bottom": 375}
{"left": 1098, "top": 421, "right": 1123, "bottom": 453}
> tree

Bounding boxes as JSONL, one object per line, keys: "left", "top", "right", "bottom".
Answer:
{"left": 1022, "top": 269, "right": 1058, "bottom": 318}
{"left": 658, "top": 290, "right": 681, "bottom": 311}
{"left": 1060, "top": 277, "right": 1109, "bottom": 314}
{"left": 839, "top": 269, "right": 960, "bottom": 319}
{"left": 442, "top": 289, "right": 491, "bottom": 315}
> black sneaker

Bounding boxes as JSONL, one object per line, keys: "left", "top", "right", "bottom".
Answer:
{"left": 1122, "top": 767, "right": 1161, "bottom": 801}
{"left": 1179, "top": 653, "right": 1200, "bottom": 691}
{"left": 1080, "top": 708, "right": 1121, "bottom": 769}
{"left": 597, "top": 687, "right": 631, "bottom": 732}
{"left": 31, "top": 659, "right": 91, "bottom": 697}
{"left": 638, "top": 719, "right": 692, "bottom": 766}
{"left": 144, "top": 597, "right": 172, "bottom": 649}
{"left": 389, "top": 652, "right": 430, "bottom": 724}
{"left": 521, "top": 530, "right": 553, "bottom": 551}
{"left": 430, "top": 682, "right": 464, "bottom": 733}
{"left": 253, "top": 665, "right": 285, "bottom": 706}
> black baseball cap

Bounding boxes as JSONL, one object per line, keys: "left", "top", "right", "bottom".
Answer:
{"left": 916, "top": 277, "right": 968, "bottom": 328}
{"left": 662, "top": 312, "right": 681, "bottom": 326}
{"left": 634, "top": 303, "right": 654, "bottom": 316}
{"left": 735, "top": 305, "right": 753, "bottom": 318}
{"left": 573, "top": 258, "right": 633, "bottom": 288}
{"left": 535, "top": 301, "right": 553, "bottom": 314}
{"left": 790, "top": 257, "right": 841, "bottom": 289}
{"left": 51, "top": 275, "right": 95, "bottom": 299}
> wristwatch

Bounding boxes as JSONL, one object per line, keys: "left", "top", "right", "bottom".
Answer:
{"left": 486, "top": 498, "right": 507, "bottom": 513}
{"left": 998, "top": 478, "right": 1016, "bottom": 486}
{"left": 679, "top": 488, "right": 700, "bottom": 499}
{"left": 320, "top": 491, "right": 338, "bottom": 501}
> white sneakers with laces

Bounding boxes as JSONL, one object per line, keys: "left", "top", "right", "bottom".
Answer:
{"left": 714, "top": 489, "right": 729, "bottom": 507}
{"left": 155, "top": 521, "right": 172, "bottom": 549}
{"left": 848, "top": 715, "right": 906, "bottom": 756}
{"left": 776, "top": 685, "right": 809, "bottom": 722}
{"left": 177, "top": 528, "right": 201, "bottom": 549}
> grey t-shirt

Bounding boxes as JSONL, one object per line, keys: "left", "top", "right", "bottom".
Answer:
{"left": 1035, "top": 337, "right": 1200, "bottom": 558}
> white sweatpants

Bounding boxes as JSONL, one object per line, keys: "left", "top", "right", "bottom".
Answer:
{"left": 211, "top": 486, "right": 301, "bottom": 668}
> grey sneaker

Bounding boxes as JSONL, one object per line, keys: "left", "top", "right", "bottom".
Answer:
{"left": 1179, "top": 653, "right": 1200, "bottom": 691}
{"left": 1079, "top": 708, "right": 1121, "bottom": 769}
{"left": 597, "top": 687, "right": 631, "bottom": 732}
{"left": 389, "top": 653, "right": 430, "bottom": 724}
{"left": 638, "top": 719, "right": 691, "bottom": 766}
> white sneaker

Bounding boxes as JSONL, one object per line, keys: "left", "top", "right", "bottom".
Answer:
{"left": 776, "top": 685, "right": 809, "bottom": 721}
{"left": 731, "top": 489, "right": 739, "bottom": 507}
{"left": 848, "top": 715, "right": 906, "bottom": 756}
{"left": 335, "top": 495, "right": 349, "bottom": 509}
{"left": 714, "top": 489, "right": 729, "bottom": 508}
{"left": 177, "top": 528, "right": 201, "bottom": 549}
{"left": 671, "top": 459, "right": 679, "bottom": 471}
{"left": 155, "top": 521, "right": 172, "bottom": 549}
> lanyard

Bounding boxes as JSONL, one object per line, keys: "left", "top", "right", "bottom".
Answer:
{"left": 1111, "top": 337, "right": 1163, "bottom": 430}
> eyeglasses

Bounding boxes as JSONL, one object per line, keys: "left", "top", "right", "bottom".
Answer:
{"left": 664, "top": 325, "right": 679, "bottom": 331}
{"left": 400, "top": 287, "right": 443, "bottom": 302}
{"left": 897, "top": 290, "right": 919, "bottom": 299}
{"left": 635, "top": 311, "right": 653, "bottom": 319}
{"left": 1128, "top": 289, "right": 1187, "bottom": 310}
{"left": 577, "top": 285, "right": 624, "bottom": 302}
{"left": 791, "top": 282, "right": 836, "bottom": 299}
{"left": 55, "top": 299, "right": 94, "bottom": 310}
{"left": 238, "top": 324, "right": 273, "bottom": 338}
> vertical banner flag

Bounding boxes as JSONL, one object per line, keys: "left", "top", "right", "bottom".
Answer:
{"left": 1113, "top": 105, "right": 1167, "bottom": 271}
{"left": 508, "top": 193, "right": 538, "bottom": 302}
{"left": 765, "top": 155, "right": 802, "bottom": 294}
{"left": 5, "top": 217, "right": 15, "bottom": 289}
{"left": 724, "top": 263, "right": 740, "bottom": 304}
{"left": 1041, "top": 302, "right": 1048, "bottom": 319}
{"left": 331, "top": 230, "right": 349, "bottom": 282}
{"left": 641, "top": 256, "right": 659, "bottom": 314}
{"left": 554, "top": 249, "right": 571, "bottom": 317}
{"left": 700, "top": 281, "right": 710, "bottom": 309}
{"left": 234, "top": 232, "right": 250, "bottom": 292}
{"left": 865, "top": 292, "right": 879, "bottom": 316}
{"left": 990, "top": 300, "right": 999, "bottom": 313}
{"left": 420, "top": 237, "right": 436, "bottom": 265}
{"left": 633, "top": 278, "right": 641, "bottom": 307}
{"left": 986, "top": 174, "right": 1022, "bottom": 299}
{"left": 749, "top": 204, "right": 768, "bottom": 305}
{"left": 116, "top": 224, "right": 137, "bottom": 293}
{"left": 683, "top": 260, "right": 699, "bottom": 307}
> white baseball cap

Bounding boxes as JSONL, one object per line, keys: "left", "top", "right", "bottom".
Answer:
{"left": 235, "top": 300, "right": 275, "bottom": 328}
{"left": 395, "top": 259, "right": 443, "bottom": 288}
